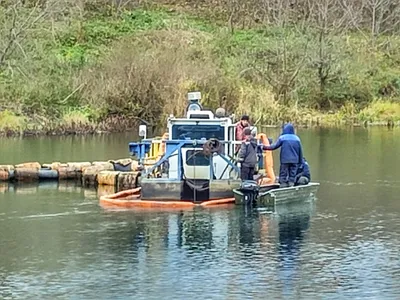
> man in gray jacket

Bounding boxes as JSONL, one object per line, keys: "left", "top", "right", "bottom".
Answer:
{"left": 237, "top": 128, "right": 258, "bottom": 181}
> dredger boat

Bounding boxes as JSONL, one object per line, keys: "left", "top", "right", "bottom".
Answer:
{"left": 99, "top": 92, "right": 277, "bottom": 209}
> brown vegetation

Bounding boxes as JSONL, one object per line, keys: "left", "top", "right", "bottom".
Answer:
{"left": 0, "top": 0, "right": 400, "bottom": 136}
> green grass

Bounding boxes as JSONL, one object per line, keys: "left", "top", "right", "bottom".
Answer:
{"left": 1, "top": 4, "right": 400, "bottom": 135}
{"left": 0, "top": 110, "right": 26, "bottom": 132}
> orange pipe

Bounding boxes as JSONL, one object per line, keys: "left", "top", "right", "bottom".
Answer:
{"left": 200, "top": 198, "right": 235, "bottom": 207}
{"left": 257, "top": 133, "right": 276, "bottom": 184}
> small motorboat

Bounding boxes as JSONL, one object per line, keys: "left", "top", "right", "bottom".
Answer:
{"left": 233, "top": 180, "right": 320, "bottom": 207}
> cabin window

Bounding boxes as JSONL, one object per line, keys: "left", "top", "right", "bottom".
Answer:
{"left": 186, "top": 150, "right": 210, "bottom": 166}
{"left": 171, "top": 125, "right": 225, "bottom": 140}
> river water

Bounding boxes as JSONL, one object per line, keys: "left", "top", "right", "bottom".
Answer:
{"left": 1, "top": 128, "right": 400, "bottom": 299}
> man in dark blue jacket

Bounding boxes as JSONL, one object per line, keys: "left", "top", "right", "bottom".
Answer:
{"left": 295, "top": 158, "right": 310, "bottom": 186}
{"left": 262, "top": 123, "right": 303, "bottom": 187}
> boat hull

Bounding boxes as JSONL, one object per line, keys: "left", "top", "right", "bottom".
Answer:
{"left": 233, "top": 182, "right": 320, "bottom": 207}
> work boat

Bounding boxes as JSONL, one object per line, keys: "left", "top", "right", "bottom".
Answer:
{"left": 100, "top": 92, "right": 278, "bottom": 209}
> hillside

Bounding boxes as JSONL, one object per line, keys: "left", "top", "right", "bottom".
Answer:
{"left": 1, "top": 0, "right": 400, "bottom": 135}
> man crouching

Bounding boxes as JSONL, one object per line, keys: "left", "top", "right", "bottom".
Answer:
{"left": 295, "top": 157, "right": 311, "bottom": 186}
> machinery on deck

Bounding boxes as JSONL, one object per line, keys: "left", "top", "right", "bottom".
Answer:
{"left": 128, "top": 92, "right": 274, "bottom": 202}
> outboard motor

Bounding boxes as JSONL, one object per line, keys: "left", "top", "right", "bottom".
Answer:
{"left": 238, "top": 180, "right": 260, "bottom": 207}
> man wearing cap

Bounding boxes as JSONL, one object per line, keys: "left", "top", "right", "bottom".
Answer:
{"left": 236, "top": 115, "right": 250, "bottom": 142}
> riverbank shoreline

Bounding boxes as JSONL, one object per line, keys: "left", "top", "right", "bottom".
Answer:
{"left": 0, "top": 119, "right": 398, "bottom": 138}
{"left": 0, "top": 114, "right": 146, "bottom": 137}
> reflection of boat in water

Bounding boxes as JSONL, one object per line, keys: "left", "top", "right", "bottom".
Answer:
{"left": 99, "top": 201, "right": 313, "bottom": 272}
{"left": 275, "top": 201, "right": 313, "bottom": 297}
{"left": 100, "top": 91, "right": 278, "bottom": 209}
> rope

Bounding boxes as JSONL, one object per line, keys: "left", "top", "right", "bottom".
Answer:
{"left": 203, "top": 138, "right": 223, "bottom": 156}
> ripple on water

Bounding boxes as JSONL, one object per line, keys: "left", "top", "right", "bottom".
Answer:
{"left": 1, "top": 201, "right": 400, "bottom": 299}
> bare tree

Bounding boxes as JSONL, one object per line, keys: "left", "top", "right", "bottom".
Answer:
{"left": 226, "top": 0, "right": 240, "bottom": 33}
{"left": 250, "top": 26, "right": 309, "bottom": 104}
{"left": 365, "top": 0, "right": 400, "bottom": 38}
{"left": 340, "top": 0, "right": 400, "bottom": 43}
{"left": 307, "top": 0, "right": 347, "bottom": 108}
{"left": 225, "top": 0, "right": 256, "bottom": 32}
{"left": 0, "top": 0, "right": 51, "bottom": 70}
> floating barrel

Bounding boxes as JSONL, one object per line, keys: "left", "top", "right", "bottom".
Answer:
{"left": 0, "top": 165, "right": 14, "bottom": 172}
{"left": 92, "top": 161, "right": 114, "bottom": 168}
{"left": 82, "top": 164, "right": 114, "bottom": 187}
{"left": 38, "top": 169, "right": 59, "bottom": 180}
{"left": 0, "top": 165, "right": 14, "bottom": 182}
{"left": 0, "top": 170, "right": 9, "bottom": 181}
{"left": 14, "top": 168, "right": 40, "bottom": 182}
{"left": 0, "top": 159, "right": 147, "bottom": 189}
{"left": 58, "top": 166, "right": 82, "bottom": 180}
{"left": 117, "top": 171, "right": 140, "bottom": 191}
{"left": 97, "top": 171, "right": 120, "bottom": 186}
{"left": 82, "top": 167, "right": 98, "bottom": 186}
{"left": 49, "top": 162, "right": 67, "bottom": 171}
{"left": 67, "top": 162, "right": 91, "bottom": 171}
{"left": 15, "top": 162, "right": 41, "bottom": 170}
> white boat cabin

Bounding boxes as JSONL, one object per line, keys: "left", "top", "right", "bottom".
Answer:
{"left": 164, "top": 92, "right": 257, "bottom": 180}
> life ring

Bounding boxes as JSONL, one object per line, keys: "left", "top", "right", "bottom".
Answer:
{"left": 257, "top": 133, "right": 276, "bottom": 184}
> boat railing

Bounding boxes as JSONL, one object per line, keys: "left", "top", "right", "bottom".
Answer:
{"left": 140, "top": 134, "right": 274, "bottom": 177}
{"left": 130, "top": 133, "right": 275, "bottom": 183}
{"left": 146, "top": 138, "right": 245, "bottom": 162}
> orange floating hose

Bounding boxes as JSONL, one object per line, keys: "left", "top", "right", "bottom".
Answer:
{"left": 257, "top": 133, "right": 276, "bottom": 184}
{"left": 200, "top": 198, "right": 235, "bottom": 207}
{"left": 99, "top": 188, "right": 236, "bottom": 210}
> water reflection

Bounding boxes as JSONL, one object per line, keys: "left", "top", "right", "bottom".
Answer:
{"left": 1, "top": 182, "right": 400, "bottom": 298}
{"left": 277, "top": 205, "right": 311, "bottom": 298}
{"left": 99, "top": 202, "right": 314, "bottom": 264}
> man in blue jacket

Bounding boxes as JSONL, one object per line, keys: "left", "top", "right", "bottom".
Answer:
{"left": 262, "top": 123, "right": 303, "bottom": 187}
{"left": 295, "top": 157, "right": 310, "bottom": 186}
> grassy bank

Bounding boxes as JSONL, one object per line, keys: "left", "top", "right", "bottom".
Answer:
{"left": 1, "top": 1, "right": 400, "bottom": 135}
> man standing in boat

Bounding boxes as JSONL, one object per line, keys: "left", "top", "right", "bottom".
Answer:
{"left": 237, "top": 128, "right": 258, "bottom": 181}
{"left": 261, "top": 123, "right": 303, "bottom": 188}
